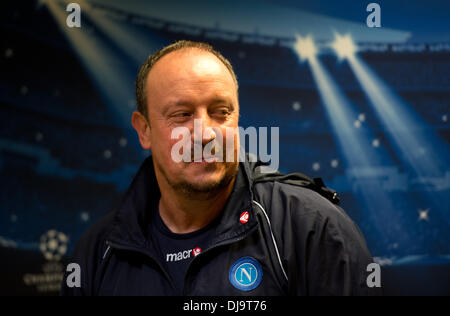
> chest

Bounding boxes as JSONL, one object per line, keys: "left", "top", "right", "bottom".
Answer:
{"left": 96, "top": 232, "right": 287, "bottom": 296}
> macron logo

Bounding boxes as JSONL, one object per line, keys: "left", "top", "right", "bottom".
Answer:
{"left": 166, "top": 247, "right": 202, "bottom": 262}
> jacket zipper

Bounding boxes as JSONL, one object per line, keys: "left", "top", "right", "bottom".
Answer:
{"left": 105, "top": 240, "right": 177, "bottom": 293}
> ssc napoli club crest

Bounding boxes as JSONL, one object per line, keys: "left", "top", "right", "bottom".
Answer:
{"left": 239, "top": 211, "right": 249, "bottom": 224}
{"left": 229, "top": 257, "right": 263, "bottom": 291}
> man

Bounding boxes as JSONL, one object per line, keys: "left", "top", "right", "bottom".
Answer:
{"left": 61, "top": 40, "right": 380, "bottom": 296}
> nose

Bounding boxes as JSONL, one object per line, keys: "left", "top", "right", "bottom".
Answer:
{"left": 190, "top": 109, "right": 220, "bottom": 160}
{"left": 192, "top": 110, "right": 217, "bottom": 147}
{"left": 202, "top": 124, "right": 217, "bottom": 147}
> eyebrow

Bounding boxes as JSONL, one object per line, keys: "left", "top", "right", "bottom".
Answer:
{"left": 209, "top": 97, "right": 234, "bottom": 108}
{"left": 161, "top": 100, "right": 193, "bottom": 116}
{"left": 162, "top": 97, "right": 234, "bottom": 115}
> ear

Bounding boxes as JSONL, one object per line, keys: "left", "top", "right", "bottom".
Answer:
{"left": 131, "top": 111, "right": 152, "bottom": 150}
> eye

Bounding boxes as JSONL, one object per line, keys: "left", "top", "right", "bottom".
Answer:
{"left": 170, "top": 111, "right": 193, "bottom": 119}
{"left": 212, "top": 107, "right": 232, "bottom": 117}
{"left": 174, "top": 112, "right": 191, "bottom": 117}
{"left": 219, "top": 110, "right": 230, "bottom": 115}
{"left": 169, "top": 111, "right": 193, "bottom": 123}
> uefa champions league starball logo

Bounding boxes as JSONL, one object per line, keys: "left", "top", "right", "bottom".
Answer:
{"left": 39, "top": 230, "right": 68, "bottom": 262}
{"left": 23, "top": 229, "right": 69, "bottom": 293}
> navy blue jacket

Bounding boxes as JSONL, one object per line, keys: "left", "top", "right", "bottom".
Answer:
{"left": 61, "top": 155, "right": 380, "bottom": 296}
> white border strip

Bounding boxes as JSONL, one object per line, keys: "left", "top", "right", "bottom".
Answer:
{"left": 252, "top": 200, "right": 289, "bottom": 283}
{"left": 102, "top": 245, "right": 111, "bottom": 260}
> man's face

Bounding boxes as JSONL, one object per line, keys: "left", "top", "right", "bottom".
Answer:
{"left": 139, "top": 49, "right": 240, "bottom": 196}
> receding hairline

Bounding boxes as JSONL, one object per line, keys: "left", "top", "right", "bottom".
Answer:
{"left": 146, "top": 47, "right": 237, "bottom": 95}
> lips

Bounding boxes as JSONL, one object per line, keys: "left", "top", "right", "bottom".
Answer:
{"left": 191, "top": 155, "right": 219, "bottom": 163}
{"left": 191, "top": 151, "right": 222, "bottom": 162}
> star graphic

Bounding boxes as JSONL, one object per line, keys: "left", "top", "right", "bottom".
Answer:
{"left": 418, "top": 209, "right": 430, "bottom": 222}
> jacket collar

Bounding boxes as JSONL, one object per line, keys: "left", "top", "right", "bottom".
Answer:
{"left": 107, "top": 154, "right": 258, "bottom": 251}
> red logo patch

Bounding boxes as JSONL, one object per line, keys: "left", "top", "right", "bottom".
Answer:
{"left": 240, "top": 211, "right": 249, "bottom": 224}
{"left": 192, "top": 247, "right": 202, "bottom": 257}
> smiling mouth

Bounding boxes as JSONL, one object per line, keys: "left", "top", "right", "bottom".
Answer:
{"left": 191, "top": 156, "right": 219, "bottom": 163}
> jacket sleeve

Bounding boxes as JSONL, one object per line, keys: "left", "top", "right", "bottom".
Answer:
{"left": 302, "top": 205, "right": 382, "bottom": 296}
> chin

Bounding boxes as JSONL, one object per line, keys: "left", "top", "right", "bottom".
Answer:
{"left": 188, "top": 171, "right": 225, "bottom": 188}
{"left": 176, "top": 165, "right": 236, "bottom": 196}
{"left": 157, "top": 156, "right": 238, "bottom": 196}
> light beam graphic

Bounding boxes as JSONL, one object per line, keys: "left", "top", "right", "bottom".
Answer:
{"left": 293, "top": 35, "right": 318, "bottom": 62}
{"left": 293, "top": 35, "right": 413, "bottom": 251}
{"left": 75, "top": 0, "right": 165, "bottom": 63}
{"left": 330, "top": 33, "right": 450, "bottom": 226}
{"left": 42, "top": 0, "right": 142, "bottom": 151}
{"left": 330, "top": 33, "right": 358, "bottom": 61}
{"left": 332, "top": 33, "right": 449, "bottom": 180}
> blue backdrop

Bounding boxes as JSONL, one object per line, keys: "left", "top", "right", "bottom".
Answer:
{"left": 1, "top": 0, "right": 449, "bottom": 295}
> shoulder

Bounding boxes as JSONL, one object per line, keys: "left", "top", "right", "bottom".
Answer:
{"left": 253, "top": 180, "right": 351, "bottom": 226}
{"left": 252, "top": 180, "right": 370, "bottom": 254}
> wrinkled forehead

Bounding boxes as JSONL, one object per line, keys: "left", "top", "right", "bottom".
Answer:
{"left": 145, "top": 48, "right": 238, "bottom": 104}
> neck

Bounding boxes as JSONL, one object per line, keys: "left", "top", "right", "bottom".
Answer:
{"left": 158, "top": 177, "right": 236, "bottom": 234}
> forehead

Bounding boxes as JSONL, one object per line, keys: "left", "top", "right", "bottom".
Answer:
{"left": 146, "top": 49, "right": 237, "bottom": 107}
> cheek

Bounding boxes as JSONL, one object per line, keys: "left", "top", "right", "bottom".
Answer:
{"left": 151, "top": 126, "right": 178, "bottom": 154}
{"left": 220, "top": 126, "right": 240, "bottom": 162}
{"left": 161, "top": 127, "right": 192, "bottom": 163}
